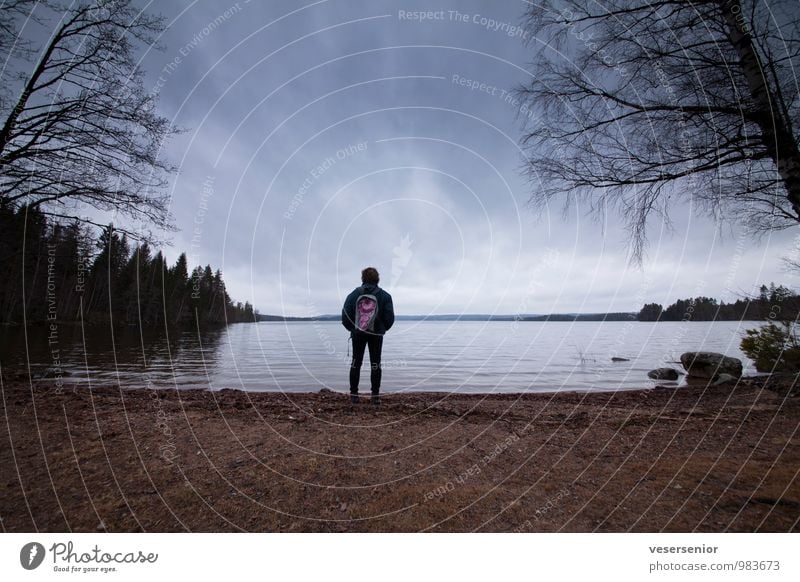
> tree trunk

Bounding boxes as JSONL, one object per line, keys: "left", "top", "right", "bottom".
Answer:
{"left": 722, "top": 0, "right": 800, "bottom": 221}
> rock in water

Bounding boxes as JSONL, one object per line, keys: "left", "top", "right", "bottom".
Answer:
{"left": 648, "top": 368, "right": 680, "bottom": 381}
{"left": 680, "top": 352, "right": 742, "bottom": 379}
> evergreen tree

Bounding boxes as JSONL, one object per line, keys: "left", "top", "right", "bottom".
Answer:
{"left": 167, "top": 253, "right": 189, "bottom": 325}
{"left": 87, "top": 225, "right": 129, "bottom": 321}
{"left": 637, "top": 303, "right": 662, "bottom": 321}
{"left": 0, "top": 209, "right": 256, "bottom": 327}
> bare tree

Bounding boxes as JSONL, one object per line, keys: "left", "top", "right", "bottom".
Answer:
{"left": 519, "top": 0, "right": 800, "bottom": 260}
{"left": 0, "top": 0, "right": 178, "bottom": 239}
{"left": 0, "top": 0, "right": 37, "bottom": 55}
{"left": 1, "top": 0, "right": 40, "bottom": 112}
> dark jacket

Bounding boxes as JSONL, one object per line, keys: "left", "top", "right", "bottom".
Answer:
{"left": 341, "top": 283, "right": 395, "bottom": 335}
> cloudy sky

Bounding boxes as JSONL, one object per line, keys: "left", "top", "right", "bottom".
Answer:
{"left": 129, "top": 0, "right": 799, "bottom": 316}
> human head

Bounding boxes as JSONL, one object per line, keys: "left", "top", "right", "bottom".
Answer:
{"left": 361, "top": 267, "right": 379, "bottom": 285}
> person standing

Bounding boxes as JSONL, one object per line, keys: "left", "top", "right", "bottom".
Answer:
{"left": 341, "top": 267, "right": 394, "bottom": 406}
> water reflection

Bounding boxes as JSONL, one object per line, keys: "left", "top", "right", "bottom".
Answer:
{"left": 0, "top": 323, "right": 228, "bottom": 389}
{"left": 1, "top": 320, "right": 758, "bottom": 393}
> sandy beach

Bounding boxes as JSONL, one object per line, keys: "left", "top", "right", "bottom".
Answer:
{"left": 1, "top": 377, "right": 798, "bottom": 532}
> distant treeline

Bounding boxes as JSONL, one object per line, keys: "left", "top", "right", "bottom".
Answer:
{"left": 257, "top": 313, "right": 638, "bottom": 322}
{"left": 0, "top": 204, "right": 256, "bottom": 326}
{"left": 638, "top": 283, "right": 800, "bottom": 322}
{"left": 511, "top": 313, "right": 636, "bottom": 322}
{"left": 259, "top": 285, "right": 800, "bottom": 324}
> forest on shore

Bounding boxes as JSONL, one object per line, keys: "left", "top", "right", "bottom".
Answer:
{"left": 0, "top": 204, "right": 256, "bottom": 327}
{"left": 638, "top": 283, "right": 800, "bottom": 322}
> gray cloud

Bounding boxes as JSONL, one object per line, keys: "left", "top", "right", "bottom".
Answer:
{"left": 139, "top": 0, "right": 799, "bottom": 316}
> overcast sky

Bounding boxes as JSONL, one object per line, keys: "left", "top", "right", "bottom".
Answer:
{"left": 129, "top": 0, "right": 800, "bottom": 316}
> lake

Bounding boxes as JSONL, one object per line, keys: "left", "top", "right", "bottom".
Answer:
{"left": 0, "top": 320, "right": 762, "bottom": 393}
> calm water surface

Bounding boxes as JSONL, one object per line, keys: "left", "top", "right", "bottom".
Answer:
{"left": 0, "top": 320, "right": 760, "bottom": 393}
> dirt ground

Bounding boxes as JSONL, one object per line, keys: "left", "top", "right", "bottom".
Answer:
{"left": 1, "top": 377, "right": 798, "bottom": 532}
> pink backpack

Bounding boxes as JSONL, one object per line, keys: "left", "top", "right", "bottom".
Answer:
{"left": 355, "top": 292, "right": 378, "bottom": 332}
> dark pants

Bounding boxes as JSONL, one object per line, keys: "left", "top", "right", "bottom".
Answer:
{"left": 350, "top": 332, "right": 383, "bottom": 394}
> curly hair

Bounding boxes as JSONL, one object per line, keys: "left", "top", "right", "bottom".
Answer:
{"left": 361, "top": 267, "right": 380, "bottom": 284}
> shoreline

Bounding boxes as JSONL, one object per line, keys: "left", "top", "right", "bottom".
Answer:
{"left": 19, "top": 379, "right": 675, "bottom": 396}
{"left": 1, "top": 378, "right": 798, "bottom": 532}
{"left": 14, "top": 368, "right": 771, "bottom": 396}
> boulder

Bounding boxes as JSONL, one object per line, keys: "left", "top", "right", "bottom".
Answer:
{"left": 712, "top": 373, "right": 739, "bottom": 386}
{"left": 648, "top": 368, "right": 680, "bottom": 381}
{"left": 680, "top": 352, "right": 742, "bottom": 379}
